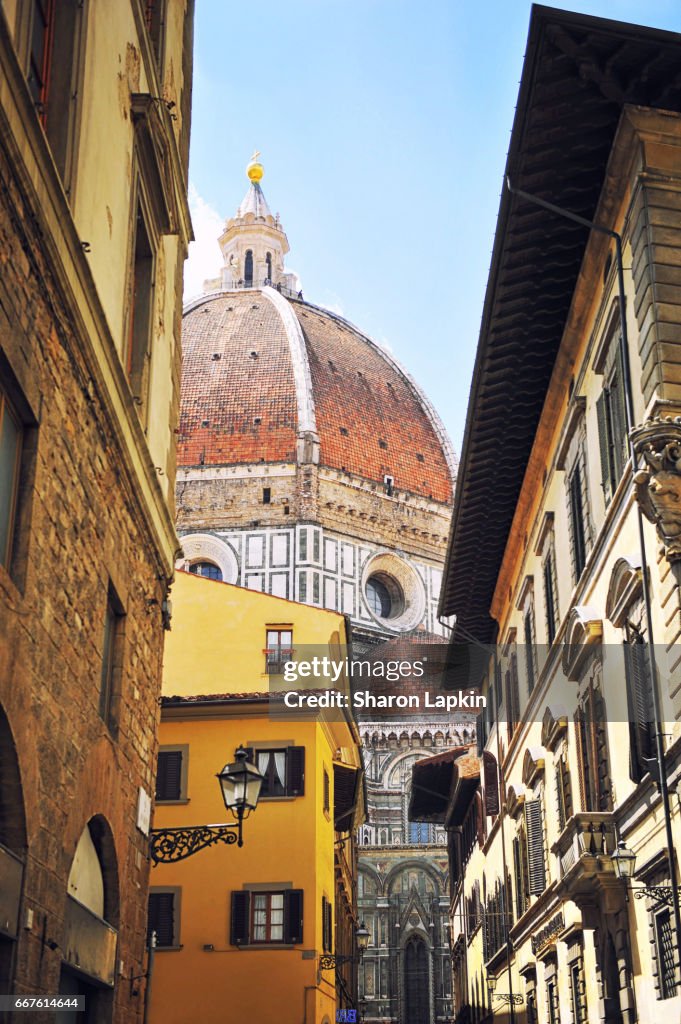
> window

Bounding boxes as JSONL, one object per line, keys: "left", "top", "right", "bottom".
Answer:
{"left": 230, "top": 889, "right": 303, "bottom": 945}
{"left": 148, "top": 889, "right": 180, "bottom": 948}
{"left": 512, "top": 832, "right": 529, "bottom": 919}
{"left": 244, "top": 250, "right": 253, "bottom": 286}
{"left": 249, "top": 746, "right": 305, "bottom": 798}
{"left": 505, "top": 653, "right": 520, "bottom": 741}
{"left": 265, "top": 629, "right": 293, "bottom": 674}
{"left": 568, "top": 461, "right": 588, "bottom": 580}
{"left": 155, "top": 747, "right": 187, "bottom": 802}
{"left": 624, "top": 627, "right": 654, "bottom": 783}
{"left": 100, "top": 584, "right": 124, "bottom": 729}
{"left": 265, "top": 252, "right": 272, "bottom": 282}
{"left": 262, "top": 487, "right": 271, "bottom": 505}
{"left": 323, "top": 769, "right": 330, "bottom": 815}
{"left": 543, "top": 546, "right": 559, "bottom": 643}
{"left": 596, "top": 343, "right": 628, "bottom": 503}
{"left": 0, "top": 387, "right": 22, "bottom": 570}
{"left": 569, "top": 957, "right": 587, "bottom": 1023}
{"left": 125, "top": 199, "right": 155, "bottom": 426}
{"left": 555, "top": 754, "right": 573, "bottom": 833}
{"left": 523, "top": 605, "right": 536, "bottom": 695}
{"left": 409, "top": 821, "right": 429, "bottom": 844}
{"left": 524, "top": 799, "right": 546, "bottom": 895}
{"left": 25, "top": 0, "right": 85, "bottom": 187}
{"left": 366, "top": 576, "right": 391, "bottom": 617}
{"left": 189, "top": 561, "right": 222, "bottom": 581}
{"left": 322, "top": 895, "right": 333, "bottom": 953}
{"left": 655, "top": 908, "right": 678, "bottom": 1000}
{"left": 575, "top": 684, "right": 612, "bottom": 812}
{"left": 546, "top": 978, "right": 558, "bottom": 1024}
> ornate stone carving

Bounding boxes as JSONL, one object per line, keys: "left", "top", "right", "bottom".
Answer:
{"left": 632, "top": 417, "right": 681, "bottom": 562}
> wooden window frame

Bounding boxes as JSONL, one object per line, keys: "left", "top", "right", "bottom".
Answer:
{"left": 247, "top": 745, "right": 305, "bottom": 799}
{"left": 264, "top": 628, "right": 293, "bottom": 675}
{"left": 124, "top": 184, "right": 157, "bottom": 429}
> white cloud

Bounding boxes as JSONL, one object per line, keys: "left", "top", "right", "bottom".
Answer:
{"left": 183, "top": 185, "right": 224, "bottom": 300}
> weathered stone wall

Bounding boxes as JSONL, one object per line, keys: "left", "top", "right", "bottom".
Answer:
{"left": 0, "top": 85, "right": 169, "bottom": 1024}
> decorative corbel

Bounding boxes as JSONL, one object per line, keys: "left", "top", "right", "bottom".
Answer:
{"left": 631, "top": 416, "right": 681, "bottom": 562}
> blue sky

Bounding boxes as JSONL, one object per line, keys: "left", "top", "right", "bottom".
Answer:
{"left": 185, "top": 1, "right": 681, "bottom": 452}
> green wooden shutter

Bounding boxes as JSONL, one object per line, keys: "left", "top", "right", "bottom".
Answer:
{"left": 286, "top": 746, "right": 305, "bottom": 796}
{"left": 624, "top": 639, "right": 654, "bottom": 783}
{"left": 230, "top": 891, "right": 250, "bottom": 945}
{"left": 611, "top": 346, "right": 628, "bottom": 482}
{"left": 284, "top": 889, "right": 304, "bottom": 944}
{"left": 525, "top": 799, "right": 546, "bottom": 895}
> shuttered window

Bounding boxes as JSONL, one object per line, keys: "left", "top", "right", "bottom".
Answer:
{"left": 596, "top": 345, "right": 628, "bottom": 504}
{"left": 505, "top": 653, "right": 520, "bottom": 741}
{"left": 655, "top": 908, "right": 678, "bottom": 1000}
{"left": 623, "top": 633, "right": 654, "bottom": 784}
{"left": 575, "top": 686, "right": 612, "bottom": 812}
{"left": 524, "top": 799, "right": 547, "bottom": 895}
{"left": 246, "top": 746, "right": 305, "bottom": 797}
{"left": 0, "top": 386, "right": 23, "bottom": 571}
{"left": 156, "top": 749, "right": 184, "bottom": 801}
{"left": 513, "top": 828, "right": 530, "bottom": 919}
{"left": 555, "top": 755, "right": 573, "bottom": 833}
{"left": 148, "top": 890, "right": 178, "bottom": 948}
{"left": 322, "top": 895, "right": 333, "bottom": 952}
{"left": 231, "top": 889, "right": 304, "bottom": 945}
{"left": 543, "top": 548, "right": 559, "bottom": 644}
{"left": 568, "top": 462, "right": 587, "bottom": 580}
{"left": 524, "top": 607, "right": 536, "bottom": 694}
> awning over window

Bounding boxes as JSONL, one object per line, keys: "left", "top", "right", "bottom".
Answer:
{"left": 409, "top": 746, "right": 471, "bottom": 824}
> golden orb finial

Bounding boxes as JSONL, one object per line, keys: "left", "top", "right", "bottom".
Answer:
{"left": 247, "top": 150, "right": 264, "bottom": 183}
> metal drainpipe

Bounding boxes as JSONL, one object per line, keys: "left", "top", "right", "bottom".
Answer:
{"left": 505, "top": 178, "right": 681, "bottom": 981}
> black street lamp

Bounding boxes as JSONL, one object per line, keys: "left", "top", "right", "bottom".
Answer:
{"left": 612, "top": 839, "right": 681, "bottom": 907}
{"left": 319, "top": 922, "right": 370, "bottom": 971}
{"left": 149, "top": 747, "right": 264, "bottom": 864}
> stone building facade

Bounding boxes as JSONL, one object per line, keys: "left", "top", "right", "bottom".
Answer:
{"left": 426, "top": 9, "right": 681, "bottom": 1024}
{"left": 0, "top": 2, "right": 193, "bottom": 1019}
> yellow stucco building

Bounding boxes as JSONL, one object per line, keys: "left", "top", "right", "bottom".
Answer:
{"left": 148, "top": 570, "right": 365, "bottom": 1024}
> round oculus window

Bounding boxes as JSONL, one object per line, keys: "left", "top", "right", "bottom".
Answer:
{"left": 365, "top": 573, "right": 403, "bottom": 620}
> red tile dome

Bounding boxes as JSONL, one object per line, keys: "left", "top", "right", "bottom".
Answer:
{"left": 178, "top": 288, "right": 454, "bottom": 504}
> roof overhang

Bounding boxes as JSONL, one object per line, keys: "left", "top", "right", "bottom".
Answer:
{"left": 439, "top": 5, "right": 681, "bottom": 643}
{"left": 409, "top": 746, "right": 473, "bottom": 823}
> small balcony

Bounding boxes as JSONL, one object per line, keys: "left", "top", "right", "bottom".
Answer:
{"left": 552, "top": 812, "right": 624, "bottom": 925}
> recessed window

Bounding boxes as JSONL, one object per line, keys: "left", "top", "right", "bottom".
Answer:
{"left": 189, "top": 561, "right": 222, "bottom": 581}
{"left": 148, "top": 889, "right": 180, "bottom": 949}
{"left": 244, "top": 250, "right": 253, "bottom": 287}
{"left": 263, "top": 487, "right": 271, "bottom": 504}
{"left": 365, "top": 574, "right": 403, "bottom": 620}
{"left": 100, "top": 584, "right": 125, "bottom": 730}
{"left": 0, "top": 387, "right": 22, "bottom": 570}
{"left": 125, "top": 200, "right": 155, "bottom": 426}
{"left": 250, "top": 746, "right": 305, "bottom": 798}
{"left": 265, "top": 629, "right": 293, "bottom": 674}
{"left": 230, "top": 889, "right": 303, "bottom": 946}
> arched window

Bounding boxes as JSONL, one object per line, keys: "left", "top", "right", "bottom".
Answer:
{"left": 189, "top": 561, "right": 223, "bottom": 581}
{"left": 244, "top": 250, "right": 253, "bottom": 286}
{"left": 265, "top": 252, "right": 272, "bottom": 282}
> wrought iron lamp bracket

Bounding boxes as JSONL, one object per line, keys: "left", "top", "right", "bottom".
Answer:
{"left": 632, "top": 885, "right": 680, "bottom": 908}
{"left": 150, "top": 823, "right": 240, "bottom": 864}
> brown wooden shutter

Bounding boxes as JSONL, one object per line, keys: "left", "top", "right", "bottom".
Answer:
{"left": 574, "top": 709, "right": 588, "bottom": 811}
{"left": 286, "top": 746, "right": 305, "bottom": 796}
{"left": 483, "top": 751, "right": 500, "bottom": 816}
{"left": 555, "top": 761, "right": 566, "bottom": 832}
{"left": 284, "top": 889, "right": 304, "bottom": 944}
{"left": 512, "top": 837, "right": 523, "bottom": 920}
{"left": 148, "top": 891, "right": 175, "bottom": 947}
{"left": 230, "top": 891, "right": 250, "bottom": 945}
{"left": 155, "top": 750, "right": 182, "bottom": 801}
{"left": 525, "top": 799, "right": 546, "bottom": 895}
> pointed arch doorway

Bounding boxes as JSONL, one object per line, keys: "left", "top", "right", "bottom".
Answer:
{"left": 403, "top": 935, "right": 431, "bottom": 1024}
